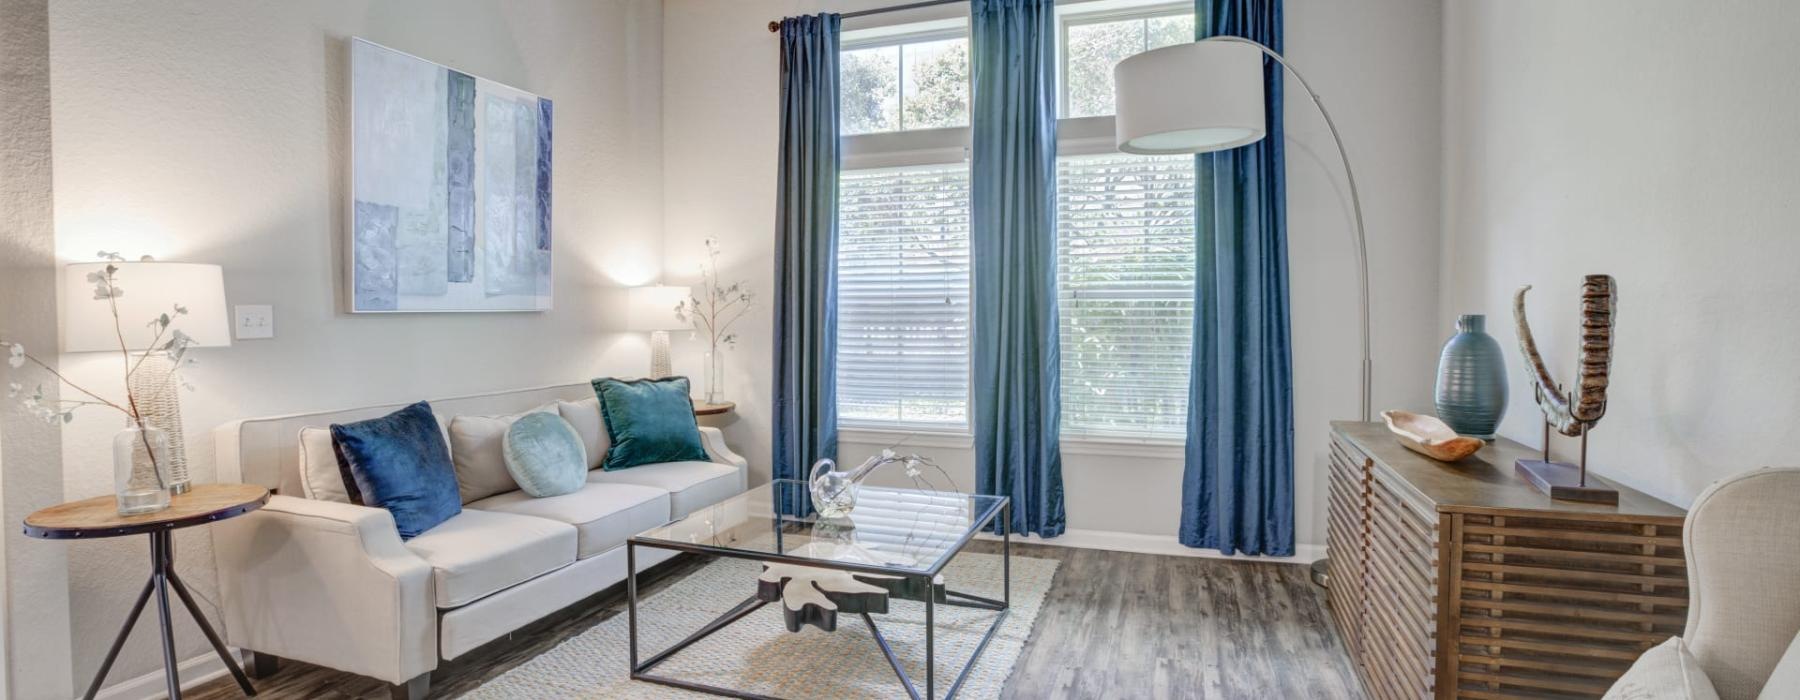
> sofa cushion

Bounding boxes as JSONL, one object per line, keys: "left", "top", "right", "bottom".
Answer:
{"left": 403, "top": 508, "right": 577, "bottom": 608}
{"left": 447, "top": 406, "right": 551, "bottom": 504}
{"left": 331, "top": 401, "right": 461, "bottom": 539}
{"left": 1604, "top": 637, "right": 1720, "bottom": 700}
{"left": 594, "top": 377, "right": 708, "bottom": 470}
{"left": 587, "top": 460, "right": 737, "bottom": 519}
{"left": 297, "top": 426, "right": 352, "bottom": 504}
{"left": 467, "top": 482, "right": 670, "bottom": 559}
{"left": 556, "top": 397, "right": 609, "bottom": 469}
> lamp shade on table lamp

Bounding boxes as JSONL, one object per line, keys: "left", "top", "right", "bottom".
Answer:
{"left": 628, "top": 285, "right": 691, "bottom": 379}
{"left": 61, "top": 262, "right": 231, "bottom": 352}
{"left": 1114, "top": 40, "right": 1267, "bottom": 155}
{"left": 61, "top": 261, "right": 230, "bottom": 495}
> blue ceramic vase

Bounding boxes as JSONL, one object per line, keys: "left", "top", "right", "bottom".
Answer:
{"left": 1435, "top": 314, "right": 1508, "bottom": 440}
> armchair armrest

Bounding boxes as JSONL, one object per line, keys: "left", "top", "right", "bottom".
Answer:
{"left": 698, "top": 426, "right": 748, "bottom": 491}
{"left": 212, "top": 495, "right": 436, "bottom": 684}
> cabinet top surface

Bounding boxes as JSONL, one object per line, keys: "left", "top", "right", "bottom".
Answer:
{"left": 1332, "top": 421, "right": 1686, "bottom": 520}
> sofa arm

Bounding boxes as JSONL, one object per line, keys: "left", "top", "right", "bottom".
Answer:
{"left": 213, "top": 495, "right": 436, "bottom": 684}
{"left": 698, "top": 426, "right": 748, "bottom": 490}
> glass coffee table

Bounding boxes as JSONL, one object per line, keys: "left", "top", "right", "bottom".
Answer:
{"left": 627, "top": 479, "right": 1011, "bottom": 700}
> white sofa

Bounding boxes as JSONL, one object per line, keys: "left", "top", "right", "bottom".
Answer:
{"left": 210, "top": 383, "right": 745, "bottom": 699}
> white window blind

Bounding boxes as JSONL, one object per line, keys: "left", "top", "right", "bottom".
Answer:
{"left": 837, "top": 163, "right": 972, "bottom": 429}
{"left": 1057, "top": 153, "right": 1197, "bottom": 438}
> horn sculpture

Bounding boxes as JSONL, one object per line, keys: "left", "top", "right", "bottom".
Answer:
{"left": 1512, "top": 274, "right": 1620, "bottom": 503}
{"left": 1513, "top": 275, "right": 1616, "bottom": 437}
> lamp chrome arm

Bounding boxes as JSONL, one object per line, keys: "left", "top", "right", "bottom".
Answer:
{"left": 1200, "top": 35, "right": 1373, "bottom": 422}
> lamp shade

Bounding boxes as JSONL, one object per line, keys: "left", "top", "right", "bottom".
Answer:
{"left": 1114, "top": 41, "right": 1267, "bottom": 155}
{"left": 627, "top": 285, "right": 692, "bottom": 332}
{"left": 62, "top": 262, "right": 230, "bottom": 352}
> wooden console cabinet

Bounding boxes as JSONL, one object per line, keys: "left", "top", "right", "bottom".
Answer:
{"left": 1326, "top": 421, "right": 1688, "bottom": 699}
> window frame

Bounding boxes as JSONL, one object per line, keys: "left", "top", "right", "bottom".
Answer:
{"left": 834, "top": 4, "right": 1200, "bottom": 450}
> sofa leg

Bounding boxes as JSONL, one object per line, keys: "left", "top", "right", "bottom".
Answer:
{"left": 389, "top": 673, "right": 431, "bottom": 700}
{"left": 247, "top": 651, "right": 281, "bottom": 680}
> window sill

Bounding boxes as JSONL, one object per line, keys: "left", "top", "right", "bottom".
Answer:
{"left": 839, "top": 426, "right": 975, "bottom": 450}
{"left": 839, "top": 427, "right": 1186, "bottom": 460}
{"left": 1060, "top": 435, "right": 1186, "bottom": 460}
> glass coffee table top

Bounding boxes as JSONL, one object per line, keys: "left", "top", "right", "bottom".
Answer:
{"left": 631, "top": 479, "right": 1008, "bottom": 577}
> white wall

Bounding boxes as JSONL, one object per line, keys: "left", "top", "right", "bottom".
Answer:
{"left": 46, "top": 0, "right": 664, "bottom": 689}
{"left": 0, "top": 0, "right": 76, "bottom": 696}
{"left": 662, "top": 0, "right": 1444, "bottom": 550}
{"left": 1442, "top": 1, "right": 1800, "bottom": 507}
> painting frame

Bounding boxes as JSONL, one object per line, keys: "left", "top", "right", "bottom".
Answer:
{"left": 347, "top": 37, "right": 554, "bottom": 313}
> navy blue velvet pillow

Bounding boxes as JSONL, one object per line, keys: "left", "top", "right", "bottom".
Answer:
{"left": 331, "top": 401, "right": 461, "bottom": 539}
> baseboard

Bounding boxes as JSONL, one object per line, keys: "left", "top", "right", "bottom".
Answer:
{"left": 95, "top": 648, "right": 235, "bottom": 700}
{"left": 977, "top": 527, "right": 1327, "bottom": 564}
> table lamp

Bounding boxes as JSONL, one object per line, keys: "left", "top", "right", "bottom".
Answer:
{"left": 63, "top": 261, "right": 230, "bottom": 493}
{"left": 629, "top": 285, "right": 691, "bottom": 379}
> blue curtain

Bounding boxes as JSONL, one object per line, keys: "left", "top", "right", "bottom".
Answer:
{"left": 1179, "top": 0, "right": 1295, "bottom": 556}
{"left": 772, "top": 14, "right": 841, "bottom": 516}
{"left": 970, "top": 0, "right": 1065, "bottom": 538}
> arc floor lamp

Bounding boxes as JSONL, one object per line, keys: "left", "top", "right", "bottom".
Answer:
{"left": 1114, "top": 37, "right": 1371, "bottom": 584}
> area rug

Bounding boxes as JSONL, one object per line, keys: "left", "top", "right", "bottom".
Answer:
{"left": 463, "top": 553, "right": 1058, "bottom": 699}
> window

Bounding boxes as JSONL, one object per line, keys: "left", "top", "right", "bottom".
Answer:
{"left": 836, "top": 163, "right": 972, "bottom": 429}
{"left": 841, "top": 32, "right": 970, "bottom": 135}
{"left": 836, "top": 5, "right": 1202, "bottom": 440}
{"left": 1061, "top": 5, "right": 1195, "bottom": 118}
{"left": 1057, "top": 153, "right": 1196, "bottom": 438}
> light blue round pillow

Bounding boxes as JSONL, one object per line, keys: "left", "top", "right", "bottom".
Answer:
{"left": 502, "top": 412, "right": 588, "bottom": 497}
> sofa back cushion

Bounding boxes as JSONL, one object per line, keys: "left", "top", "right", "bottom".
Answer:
{"left": 330, "top": 401, "right": 461, "bottom": 539}
{"left": 447, "top": 405, "right": 551, "bottom": 503}
{"left": 556, "top": 397, "right": 609, "bottom": 469}
{"left": 594, "top": 377, "right": 708, "bottom": 471}
{"left": 298, "top": 426, "right": 353, "bottom": 503}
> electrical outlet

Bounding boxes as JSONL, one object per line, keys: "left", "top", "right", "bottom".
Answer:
{"left": 234, "top": 305, "right": 274, "bottom": 340}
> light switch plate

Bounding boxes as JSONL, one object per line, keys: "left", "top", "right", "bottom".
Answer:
{"left": 234, "top": 305, "right": 274, "bottom": 340}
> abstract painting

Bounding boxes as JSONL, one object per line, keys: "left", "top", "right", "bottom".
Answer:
{"left": 350, "top": 38, "right": 552, "bottom": 312}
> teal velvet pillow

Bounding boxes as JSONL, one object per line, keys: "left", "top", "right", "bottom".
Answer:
{"left": 502, "top": 412, "right": 587, "bottom": 497}
{"left": 594, "top": 377, "right": 708, "bottom": 470}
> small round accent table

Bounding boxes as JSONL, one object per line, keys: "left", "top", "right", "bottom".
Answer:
{"left": 26, "top": 483, "right": 269, "bottom": 700}
{"left": 692, "top": 400, "right": 736, "bottom": 417}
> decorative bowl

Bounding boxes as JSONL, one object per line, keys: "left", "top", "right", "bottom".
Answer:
{"left": 1380, "top": 410, "right": 1485, "bottom": 462}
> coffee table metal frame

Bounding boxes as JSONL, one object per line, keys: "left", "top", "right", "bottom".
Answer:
{"left": 626, "top": 494, "right": 1011, "bottom": 700}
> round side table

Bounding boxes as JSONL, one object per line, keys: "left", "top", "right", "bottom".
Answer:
{"left": 26, "top": 483, "right": 270, "bottom": 700}
{"left": 692, "top": 400, "right": 736, "bottom": 417}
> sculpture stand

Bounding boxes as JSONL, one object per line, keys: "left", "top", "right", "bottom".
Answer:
{"left": 1515, "top": 423, "right": 1618, "bottom": 505}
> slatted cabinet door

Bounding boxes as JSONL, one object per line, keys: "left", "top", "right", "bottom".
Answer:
{"left": 1363, "top": 464, "right": 1441, "bottom": 699}
{"left": 1327, "top": 436, "right": 1372, "bottom": 660}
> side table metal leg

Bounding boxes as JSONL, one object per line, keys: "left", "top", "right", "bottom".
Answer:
{"left": 82, "top": 577, "right": 155, "bottom": 700}
{"left": 151, "top": 531, "right": 183, "bottom": 699}
{"left": 627, "top": 541, "right": 639, "bottom": 672}
{"left": 169, "top": 569, "right": 257, "bottom": 695}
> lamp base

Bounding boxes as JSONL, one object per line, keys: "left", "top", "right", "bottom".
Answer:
{"left": 649, "top": 331, "right": 672, "bottom": 379}
{"left": 128, "top": 353, "right": 191, "bottom": 493}
{"left": 1514, "top": 459, "right": 1618, "bottom": 505}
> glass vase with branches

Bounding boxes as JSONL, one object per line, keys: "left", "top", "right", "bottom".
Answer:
{"left": 674, "top": 238, "right": 753, "bottom": 404}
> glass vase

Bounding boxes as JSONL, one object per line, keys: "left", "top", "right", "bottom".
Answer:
{"left": 704, "top": 347, "right": 726, "bottom": 404}
{"left": 114, "top": 421, "right": 173, "bottom": 515}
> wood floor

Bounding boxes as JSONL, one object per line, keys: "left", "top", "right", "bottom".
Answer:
{"left": 190, "top": 542, "right": 1363, "bottom": 699}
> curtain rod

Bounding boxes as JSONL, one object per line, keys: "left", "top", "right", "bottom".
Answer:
{"left": 768, "top": 0, "right": 966, "bottom": 32}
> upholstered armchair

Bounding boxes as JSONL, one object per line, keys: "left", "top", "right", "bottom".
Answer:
{"left": 1606, "top": 467, "right": 1800, "bottom": 699}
